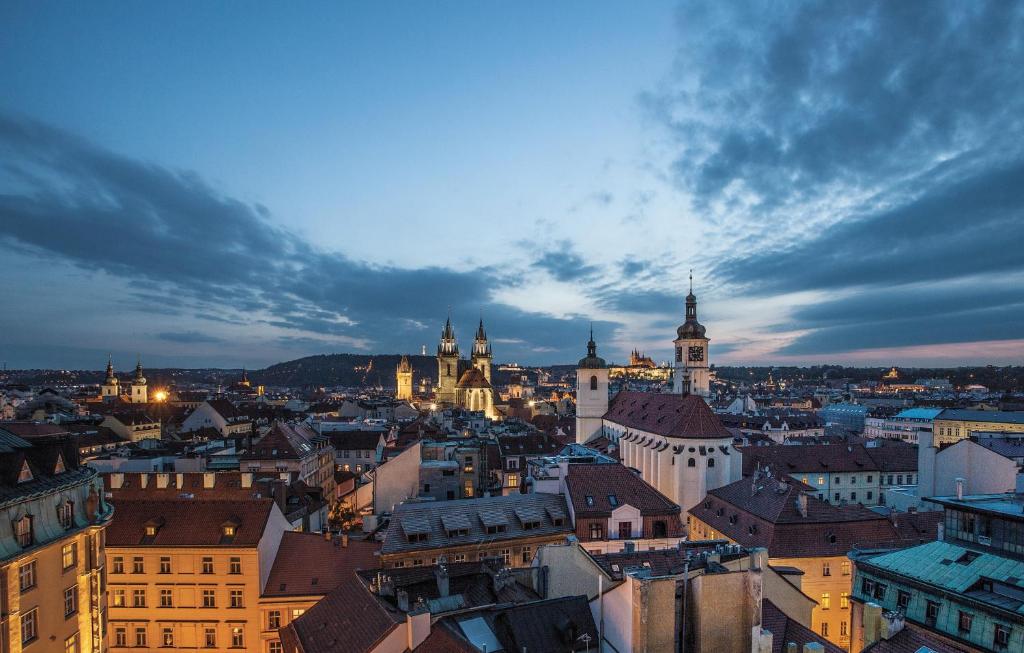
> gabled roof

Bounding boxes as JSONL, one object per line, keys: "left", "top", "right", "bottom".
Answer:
{"left": 280, "top": 573, "right": 402, "bottom": 653}
{"left": 496, "top": 433, "right": 560, "bottom": 457}
{"left": 565, "top": 463, "right": 681, "bottom": 517}
{"left": 740, "top": 441, "right": 917, "bottom": 476}
{"left": 456, "top": 367, "right": 491, "bottom": 389}
{"left": 762, "top": 599, "right": 845, "bottom": 653}
{"left": 328, "top": 430, "right": 385, "bottom": 451}
{"left": 242, "top": 421, "right": 320, "bottom": 460}
{"left": 206, "top": 398, "right": 248, "bottom": 421}
{"left": 689, "top": 475, "right": 918, "bottom": 557}
{"left": 263, "top": 531, "right": 379, "bottom": 597}
{"left": 105, "top": 499, "right": 274, "bottom": 547}
{"left": 604, "top": 391, "right": 731, "bottom": 439}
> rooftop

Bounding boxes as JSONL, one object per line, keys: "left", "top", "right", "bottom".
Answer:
{"left": 565, "top": 463, "right": 681, "bottom": 517}
{"left": 105, "top": 498, "right": 275, "bottom": 547}
{"left": 381, "top": 493, "right": 572, "bottom": 556}
{"left": 263, "top": 531, "right": 379, "bottom": 597}
{"left": 938, "top": 409, "right": 1024, "bottom": 424}
{"left": 924, "top": 492, "right": 1024, "bottom": 523}
{"left": 605, "top": 390, "right": 732, "bottom": 440}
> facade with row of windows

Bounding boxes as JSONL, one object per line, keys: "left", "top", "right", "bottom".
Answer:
{"left": 0, "top": 431, "right": 113, "bottom": 653}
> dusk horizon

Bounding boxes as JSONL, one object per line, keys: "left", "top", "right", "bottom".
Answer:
{"left": 3, "top": 1, "right": 1023, "bottom": 370}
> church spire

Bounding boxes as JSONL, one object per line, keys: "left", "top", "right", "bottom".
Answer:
{"left": 438, "top": 311, "right": 458, "bottom": 356}
{"left": 134, "top": 355, "right": 146, "bottom": 384}
{"left": 473, "top": 314, "right": 491, "bottom": 357}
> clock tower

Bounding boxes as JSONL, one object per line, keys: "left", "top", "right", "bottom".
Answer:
{"left": 672, "top": 273, "right": 710, "bottom": 397}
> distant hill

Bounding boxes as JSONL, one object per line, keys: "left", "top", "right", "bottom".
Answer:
{"left": 253, "top": 353, "right": 438, "bottom": 388}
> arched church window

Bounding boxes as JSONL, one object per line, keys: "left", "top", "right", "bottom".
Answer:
{"left": 687, "top": 458, "right": 696, "bottom": 467}
{"left": 707, "top": 458, "right": 715, "bottom": 468}
{"left": 675, "top": 347, "right": 682, "bottom": 362}
{"left": 589, "top": 375, "right": 598, "bottom": 391}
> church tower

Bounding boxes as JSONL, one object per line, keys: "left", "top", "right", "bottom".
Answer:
{"left": 101, "top": 355, "right": 120, "bottom": 401}
{"left": 471, "top": 318, "right": 492, "bottom": 385}
{"left": 575, "top": 327, "right": 609, "bottom": 444}
{"left": 396, "top": 355, "right": 413, "bottom": 401}
{"left": 131, "top": 355, "right": 148, "bottom": 404}
{"left": 673, "top": 272, "right": 710, "bottom": 397}
{"left": 436, "top": 315, "right": 459, "bottom": 406}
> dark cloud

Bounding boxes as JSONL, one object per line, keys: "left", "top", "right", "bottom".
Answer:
{"left": 529, "top": 240, "right": 600, "bottom": 282}
{"left": 596, "top": 289, "right": 681, "bottom": 315}
{"left": 156, "top": 331, "right": 224, "bottom": 344}
{"left": 652, "top": 1, "right": 1024, "bottom": 209}
{"left": 0, "top": 114, "right": 620, "bottom": 364}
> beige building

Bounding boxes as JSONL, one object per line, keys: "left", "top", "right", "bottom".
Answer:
{"left": 0, "top": 430, "right": 113, "bottom": 653}
{"left": 932, "top": 409, "right": 1024, "bottom": 445}
{"left": 105, "top": 498, "right": 291, "bottom": 652}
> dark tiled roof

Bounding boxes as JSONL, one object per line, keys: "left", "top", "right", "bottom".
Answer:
{"left": 689, "top": 475, "right": 915, "bottom": 557}
{"left": 242, "top": 421, "right": 320, "bottom": 460}
{"left": 565, "top": 463, "right": 681, "bottom": 517}
{"left": 263, "top": 531, "right": 379, "bottom": 597}
{"left": 742, "top": 443, "right": 875, "bottom": 475}
{"left": 328, "top": 430, "right": 385, "bottom": 451}
{"left": 761, "top": 599, "right": 845, "bottom": 653}
{"left": 413, "top": 622, "right": 478, "bottom": 652}
{"left": 0, "top": 422, "right": 70, "bottom": 438}
{"left": 604, "top": 391, "right": 731, "bottom": 439}
{"left": 496, "top": 433, "right": 560, "bottom": 457}
{"left": 357, "top": 559, "right": 539, "bottom": 610}
{"left": 105, "top": 499, "right": 274, "bottom": 547}
{"left": 382, "top": 493, "right": 572, "bottom": 556}
{"left": 490, "top": 595, "right": 598, "bottom": 653}
{"left": 206, "top": 398, "right": 247, "bottom": 420}
{"left": 589, "top": 540, "right": 737, "bottom": 579}
{"left": 862, "top": 621, "right": 983, "bottom": 653}
{"left": 280, "top": 574, "right": 401, "bottom": 653}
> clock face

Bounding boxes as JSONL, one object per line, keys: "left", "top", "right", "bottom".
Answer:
{"left": 688, "top": 346, "right": 704, "bottom": 362}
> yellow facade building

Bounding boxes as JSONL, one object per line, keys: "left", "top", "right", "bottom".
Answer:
{"left": 932, "top": 409, "right": 1024, "bottom": 446}
{"left": 0, "top": 431, "right": 113, "bottom": 653}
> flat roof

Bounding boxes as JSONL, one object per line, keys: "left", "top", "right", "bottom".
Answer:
{"left": 924, "top": 492, "right": 1024, "bottom": 522}
{"left": 937, "top": 410, "right": 1024, "bottom": 425}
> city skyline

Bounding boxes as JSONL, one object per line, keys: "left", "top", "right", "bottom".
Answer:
{"left": 2, "top": 1, "right": 1023, "bottom": 369}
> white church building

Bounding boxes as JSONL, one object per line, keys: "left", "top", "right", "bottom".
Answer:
{"left": 575, "top": 283, "right": 742, "bottom": 520}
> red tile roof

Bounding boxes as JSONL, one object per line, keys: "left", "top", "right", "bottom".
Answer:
{"left": 762, "top": 599, "right": 845, "bottom": 653}
{"left": 243, "top": 421, "right": 320, "bottom": 460}
{"left": 565, "top": 463, "right": 680, "bottom": 517}
{"left": 689, "top": 475, "right": 923, "bottom": 557}
{"left": 263, "top": 531, "right": 379, "bottom": 597}
{"left": 604, "top": 391, "right": 731, "bottom": 439}
{"left": 279, "top": 574, "right": 402, "bottom": 653}
{"left": 105, "top": 499, "right": 275, "bottom": 547}
{"left": 740, "top": 441, "right": 917, "bottom": 476}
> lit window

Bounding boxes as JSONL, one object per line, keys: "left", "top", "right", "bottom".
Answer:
{"left": 821, "top": 592, "right": 831, "bottom": 610}
{"left": 62, "top": 542, "right": 77, "bottom": 570}
{"left": 840, "top": 592, "right": 849, "bottom": 608}
{"left": 291, "top": 608, "right": 305, "bottom": 619}
{"left": 112, "top": 588, "right": 126, "bottom": 607}
{"left": 162, "top": 627, "right": 174, "bottom": 647}
{"left": 64, "top": 632, "right": 80, "bottom": 653}
{"left": 231, "top": 627, "right": 244, "bottom": 648}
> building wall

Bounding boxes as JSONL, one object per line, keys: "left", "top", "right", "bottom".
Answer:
{"left": 106, "top": 545, "right": 264, "bottom": 652}
{"left": 933, "top": 416, "right": 1024, "bottom": 446}
{"left": 373, "top": 442, "right": 422, "bottom": 515}
{"left": 689, "top": 515, "right": 854, "bottom": 650}
{"left": 689, "top": 568, "right": 760, "bottom": 653}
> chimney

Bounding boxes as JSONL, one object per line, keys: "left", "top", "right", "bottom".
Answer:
{"left": 204, "top": 472, "right": 216, "bottom": 488}
{"left": 241, "top": 472, "right": 253, "bottom": 488}
{"left": 176, "top": 473, "right": 184, "bottom": 489}
{"left": 797, "top": 493, "right": 808, "bottom": 518}
{"left": 110, "top": 473, "right": 124, "bottom": 489}
{"left": 623, "top": 541, "right": 635, "bottom": 554}
{"left": 862, "top": 602, "right": 883, "bottom": 649}
{"left": 434, "top": 563, "right": 450, "bottom": 597}
{"left": 749, "top": 547, "right": 768, "bottom": 571}
{"left": 955, "top": 477, "right": 965, "bottom": 500}
{"left": 397, "top": 589, "right": 410, "bottom": 612}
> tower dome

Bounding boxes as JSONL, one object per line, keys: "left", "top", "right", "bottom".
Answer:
{"left": 577, "top": 326, "right": 607, "bottom": 369}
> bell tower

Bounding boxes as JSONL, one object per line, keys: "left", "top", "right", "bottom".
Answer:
{"left": 575, "top": 326, "right": 609, "bottom": 444}
{"left": 101, "top": 355, "right": 120, "bottom": 401}
{"left": 471, "top": 318, "right": 492, "bottom": 385}
{"left": 131, "top": 355, "right": 148, "bottom": 404}
{"left": 673, "top": 272, "right": 710, "bottom": 397}
{"left": 396, "top": 355, "right": 413, "bottom": 401}
{"left": 436, "top": 314, "right": 459, "bottom": 406}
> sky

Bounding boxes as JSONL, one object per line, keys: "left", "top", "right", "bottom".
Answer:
{"left": 1, "top": 1, "right": 1023, "bottom": 370}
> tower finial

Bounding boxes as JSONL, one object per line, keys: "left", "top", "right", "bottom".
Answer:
{"left": 689, "top": 269, "right": 693, "bottom": 294}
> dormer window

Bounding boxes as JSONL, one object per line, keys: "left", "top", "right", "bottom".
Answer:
{"left": 585, "top": 495, "right": 595, "bottom": 507}
{"left": 223, "top": 525, "right": 236, "bottom": 537}
{"left": 58, "top": 501, "right": 74, "bottom": 530}
{"left": 54, "top": 454, "right": 66, "bottom": 474}
{"left": 15, "top": 515, "right": 33, "bottom": 548}
{"left": 17, "top": 461, "right": 33, "bottom": 484}
{"left": 607, "top": 495, "right": 618, "bottom": 507}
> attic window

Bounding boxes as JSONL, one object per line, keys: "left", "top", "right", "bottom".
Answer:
{"left": 17, "top": 461, "right": 33, "bottom": 484}
{"left": 54, "top": 453, "right": 66, "bottom": 474}
{"left": 15, "top": 515, "right": 33, "bottom": 547}
{"left": 827, "top": 533, "right": 837, "bottom": 544}
{"left": 58, "top": 501, "right": 74, "bottom": 530}
{"left": 585, "top": 495, "right": 595, "bottom": 507}
{"left": 608, "top": 495, "right": 618, "bottom": 507}
{"left": 748, "top": 525, "right": 758, "bottom": 535}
